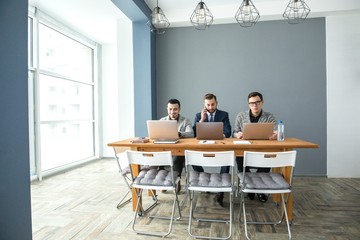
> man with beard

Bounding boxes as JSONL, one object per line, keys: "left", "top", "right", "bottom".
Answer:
{"left": 192, "top": 93, "right": 232, "bottom": 206}
{"left": 159, "top": 98, "right": 194, "bottom": 193}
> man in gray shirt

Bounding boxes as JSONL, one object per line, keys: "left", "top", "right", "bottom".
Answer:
{"left": 233, "top": 91, "right": 277, "bottom": 202}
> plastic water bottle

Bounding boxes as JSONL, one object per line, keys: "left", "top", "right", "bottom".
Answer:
{"left": 277, "top": 120, "right": 285, "bottom": 141}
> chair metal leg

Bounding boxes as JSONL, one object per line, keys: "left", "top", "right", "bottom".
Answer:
{"left": 240, "top": 191, "right": 251, "bottom": 240}
{"left": 188, "top": 190, "right": 233, "bottom": 240}
{"left": 281, "top": 193, "right": 292, "bottom": 239}
{"left": 137, "top": 190, "right": 158, "bottom": 216}
{"left": 240, "top": 192, "right": 292, "bottom": 240}
{"left": 116, "top": 174, "right": 133, "bottom": 209}
{"left": 149, "top": 191, "right": 181, "bottom": 221}
{"left": 116, "top": 189, "right": 131, "bottom": 209}
{"left": 132, "top": 188, "right": 181, "bottom": 238}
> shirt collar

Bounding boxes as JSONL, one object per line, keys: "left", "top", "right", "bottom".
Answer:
{"left": 249, "top": 110, "right": 262, "bottom": 123}
{"left": 208, "top": 110, "right": 216, "bottom": 117}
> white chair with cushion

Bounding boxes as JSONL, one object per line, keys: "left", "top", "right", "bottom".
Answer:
{"left": 113, "top": 149, "right": 133, "bottom": 209}
{"left": 185, "top": 150, "right": 236, "bottom": 240}
{"left": 113, "top": 148, "right": 157, "bottom": 211}
{"left": 239, "top": 151, "right": 297, "bottom": 240}
{"left": 126, "top": 150, "right": 182, "bottom": 238}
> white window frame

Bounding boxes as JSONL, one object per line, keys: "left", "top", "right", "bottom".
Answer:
{"left": 29, "top": 7, "right": 100, "bottom": 180}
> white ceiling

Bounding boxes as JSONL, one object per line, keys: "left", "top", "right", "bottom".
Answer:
{"left": 29, "top": 0, "right": 360, "bottom": 44}
{"left": 29, "top": 0, "right": 127, "bottom": 44}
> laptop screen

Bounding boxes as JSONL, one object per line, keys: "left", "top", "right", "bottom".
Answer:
{"left": 196, "top": 122, "right": 224, "bottom": 140}
{"left": 242, "top": 122, "right": 275, "bottom": 140}
{"left": 147, "top": 120, "right": 179, "bottom": 140}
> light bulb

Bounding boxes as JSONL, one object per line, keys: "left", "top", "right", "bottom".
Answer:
{"left": 243, "top": 5, "right": 250, "bottom": 16}
{"left": 293, "top": 1, "right": 299, "bottom": 13}
{"left": 198, "top": 7, "right": 206, "bottom": 20}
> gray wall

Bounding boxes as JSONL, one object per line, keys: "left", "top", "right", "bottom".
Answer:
{"left": 156, "top": 18, "right": 326, "bottom": 176}
{"left": 0, "top": 0, "right": 32, "bottom": 239}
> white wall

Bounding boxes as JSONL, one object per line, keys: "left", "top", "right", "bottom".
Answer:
{"left": 101, "top": 18, "right": 134, "bottom": 157}
{"left": 326, "top": 13, "right": 360, "bottom": 177}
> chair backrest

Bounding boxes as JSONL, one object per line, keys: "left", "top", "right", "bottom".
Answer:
{"left": 126, "top": 150, "right": 173, "bottom": 167}
{"left": 113, "top": 147, "right": 131, "bottom": 173}
{"left": 185, "top": 150, "right": 235, "bottom": 167}
{"left": 243, "top": 151, "right": 297, "bottom": 169}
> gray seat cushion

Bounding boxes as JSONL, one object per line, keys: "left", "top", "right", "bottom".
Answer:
{"left": 134, "top": 169, "right": 179, "bottom": 186}
{"left": 238, "top": 172, "right": 290, "bottom": 189}
{"left": 189, "top": 171, "right": 231, "bottom": 187}
{"left": 121, "top": 165, "right": 154, "bottom": 175}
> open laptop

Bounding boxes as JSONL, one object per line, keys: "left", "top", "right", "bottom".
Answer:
{"left": 147, "top": 120, "right": 179, "bottom": 144}
{"left": 242, "top": 122, "right": 275, "bottom": 140}
{"left": 196, "top": 122, "right": 224, "bottom": 140}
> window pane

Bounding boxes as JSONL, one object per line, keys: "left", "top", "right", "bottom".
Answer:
{"left": 40, "top": 122, "right": 95, "bottom": 171}
{"left": 28, "top": 17, "right": 33, "bottom": 67}
{"left": 39, "top": 74, "right": 93, "bottom": 121}
{"left": 28, "top": 70, "right": 36, "bottom": 176}
{"left": 38, "top": 23, "right": 93, "bottom": 83}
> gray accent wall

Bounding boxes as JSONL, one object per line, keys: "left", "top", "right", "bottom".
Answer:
{"left": 156, "top": 18, "right": 326, "bottom": 176}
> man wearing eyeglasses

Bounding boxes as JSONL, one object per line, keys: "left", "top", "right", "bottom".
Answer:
{"left": 233, "top": 91, "right": 277, "bottom": 202}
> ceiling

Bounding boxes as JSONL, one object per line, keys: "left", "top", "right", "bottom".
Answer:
{"left": 144, "top": 0, "right": 360, "bottom": 27}
{"left": 29, "top": 0, "right": 126, "bottom": 44}
{"left": 29, "top": 0, "right": 360, "bottom": 44}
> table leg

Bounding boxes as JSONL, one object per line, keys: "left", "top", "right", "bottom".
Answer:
{"left": 131, "top": 164, "right": 141, "bottom": 211}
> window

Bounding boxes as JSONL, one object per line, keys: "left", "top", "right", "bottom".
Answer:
{"left": 38, "top": 24, "right": 93, "bottom": 83}
{"left": 29, "top": 9, "right": 98, "bottom": 179}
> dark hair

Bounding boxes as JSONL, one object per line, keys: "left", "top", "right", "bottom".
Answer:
{"left": 204, "top": 93, "right": 217, "bottom": 102}
{"left": 247, "top": 91, "right": 263, "bottom": 101}
{"left": 168, "top": 98, "right": 181, "bottom": 108}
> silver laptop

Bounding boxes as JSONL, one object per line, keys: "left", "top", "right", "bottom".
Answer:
{"left": 196, "top": 122, "right": 224, "bottom": 140}
{"left": 147, "top": 120, "right": 179, "bottom": 144}
{"left": 242, "top": 122, "right": 275, "bottom": 140}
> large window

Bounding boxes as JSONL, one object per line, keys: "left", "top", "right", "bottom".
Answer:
{"left": 29, "top": 9, "right": 98, "bottom": 179}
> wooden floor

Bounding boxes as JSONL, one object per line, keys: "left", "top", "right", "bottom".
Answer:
{"left": 31, "top": 158, "right": 360, "bottom": 240}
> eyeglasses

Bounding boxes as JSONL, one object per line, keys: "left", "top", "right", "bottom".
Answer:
{"left": 248, "top": 100, "right": 262, "bottom": 106}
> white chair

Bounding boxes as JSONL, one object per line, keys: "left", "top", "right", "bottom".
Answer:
{"left": 113, "top": 148, "right": 157, "bottom": 211}
{"left": 113, "top": 149, "right": 132, "bottom": 209}
{"left": 126, "top": 150, "right": 182, "bottom": 238}
{"left": 185, "top": 150, "right": 235, "bottom": 240}
{"left": 239, "top": 151, "right": 297, "bottom": 240}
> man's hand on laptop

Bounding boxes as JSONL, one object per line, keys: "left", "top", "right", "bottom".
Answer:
{"left": 269, "top": 132, "right": 277, "bottom": 140}
{"left": 234, "top": 132, "right": 243, "bottom": 139}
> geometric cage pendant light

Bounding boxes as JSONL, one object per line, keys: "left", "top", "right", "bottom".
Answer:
{"left": 145, "top": 0, "right": 311, "bottom": 30}
{"left": 146, "top": 0, "right": 170, "bottom": 34}
{"left": 283, "top": 0, "right": 311, "bottom": 24}
{"left": 190, "top": 0, "right": 214, "bottom": 30}
{"left": 235, "top": 0, "right": 260, "bottom": 28}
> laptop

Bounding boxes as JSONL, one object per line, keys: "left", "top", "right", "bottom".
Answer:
{"left": 196, "top": 122, "right": 224, "bottom": 140}
{"left": 147, "top": 120, "right": 179, "bottom": 144}
{"left": 242, "top": 122, "right": 275, "bottom": 140}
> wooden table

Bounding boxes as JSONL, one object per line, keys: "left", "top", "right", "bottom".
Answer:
{"left": 108, "top": 138, "right": 319, "bottom": 221}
